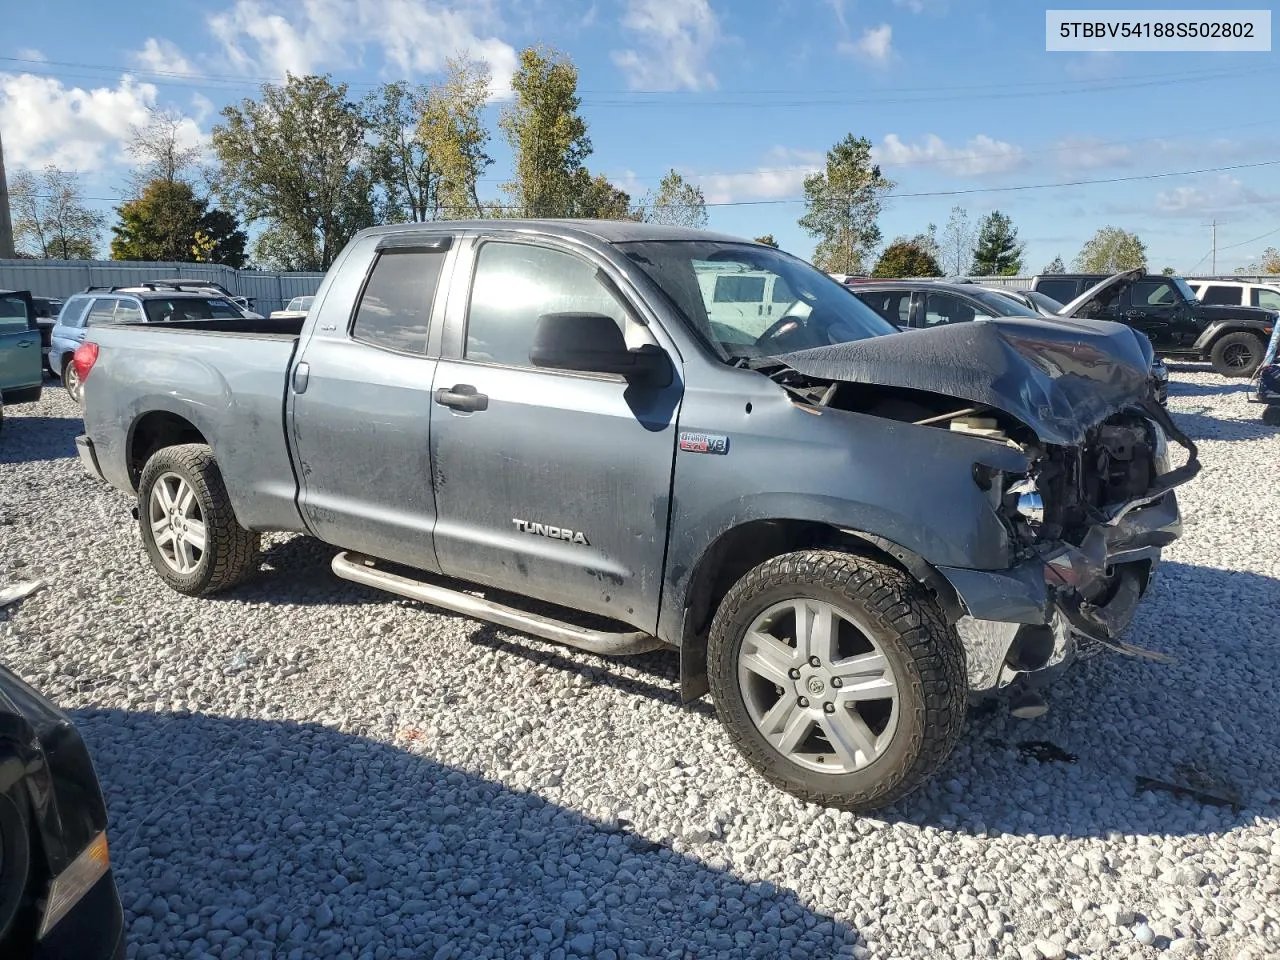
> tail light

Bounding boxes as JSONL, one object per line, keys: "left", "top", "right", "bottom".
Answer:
{"left": 72, "top": 342, "right": 99, "bottom": 383}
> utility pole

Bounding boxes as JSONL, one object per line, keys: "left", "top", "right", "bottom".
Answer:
{"left": 0, "top": 128, "right": 15, "bottom": 259}
{"left": 1202, "top": 219, "right": 1217, "bottom": 275}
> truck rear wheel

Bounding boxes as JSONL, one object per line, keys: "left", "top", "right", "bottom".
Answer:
{"left": 137, "top": 444, "right": 260, "bottom": 596}
{"left": 707, "top": 550, "right": 967, "bottom": 812}
{"left": 1209, "top": 331, "right": 1264, "bottom": 377}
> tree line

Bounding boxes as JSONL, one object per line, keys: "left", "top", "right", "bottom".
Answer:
{"left": 6, "top": 44, "right": 1279, "bottom": 277}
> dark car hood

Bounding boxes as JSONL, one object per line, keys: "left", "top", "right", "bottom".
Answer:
{"left": 776, "top": 315, "right": 1154, "bottom": 446}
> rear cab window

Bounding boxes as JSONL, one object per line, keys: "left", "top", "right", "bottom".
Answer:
{"left": 350, "top": 249, "right": 446, "bottom": 355}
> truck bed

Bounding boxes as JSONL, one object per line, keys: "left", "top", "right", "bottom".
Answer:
{"left": 80, "top": 319, "right": 307, "bottom": 534}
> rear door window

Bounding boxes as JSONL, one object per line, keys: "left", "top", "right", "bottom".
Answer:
{"left": 1200, "top": 285, "right": 1243, "bottom": 306}
{"left": 350, "top": 248, "right": 446, "bottom": 355}
{"left": 855, "top": 290, "right": 912, "bottom": 326}
{"left": 0, "top": 293, "right": 30, "bottom": 331}
{"left": 84, "top": 298, "right": 120, "bottom": 326}
{"left": 923, "top": 292, "right": 993, "bottom": 327}
{"left": 1133, "top": 281, "right": 1178, "bottom": 306}
{"left": 114, "top": 299, "right": 145, "bottom": 323}
{"left": 1252, "top": 288, "right": 1280, "bottom": 310}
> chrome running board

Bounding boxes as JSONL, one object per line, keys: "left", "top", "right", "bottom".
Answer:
{"left": 331, "top": 552, "right": 665, "bottom": 657}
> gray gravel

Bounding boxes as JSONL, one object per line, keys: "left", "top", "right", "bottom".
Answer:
{"left": 1, "top": 367, "right": 1278, "bottom": 960}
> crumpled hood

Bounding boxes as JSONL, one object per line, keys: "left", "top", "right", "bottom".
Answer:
{"left": 776, "top": 315, "right": 1154, "bottom": 446}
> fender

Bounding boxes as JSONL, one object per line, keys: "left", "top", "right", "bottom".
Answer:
{"left": 1193, "top": 318, "right": 1274, "bottom": 354}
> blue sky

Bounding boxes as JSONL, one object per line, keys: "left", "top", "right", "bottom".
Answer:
{"left": 2, "top": 0, "right": 1277, "bottom": 273}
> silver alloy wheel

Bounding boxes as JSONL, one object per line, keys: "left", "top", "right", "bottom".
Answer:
{"left": 64, "top": 362, "right": 82, "bottom": 404}
{"left": 148, "top": 472, "right": 208, "bottom": 575}
{"left": 737, "top": 598, "right": 900, "bottom": 774}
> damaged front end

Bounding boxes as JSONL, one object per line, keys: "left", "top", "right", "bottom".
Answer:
{"left": 757, "top": 316, "right": 1201, "bottom": 693}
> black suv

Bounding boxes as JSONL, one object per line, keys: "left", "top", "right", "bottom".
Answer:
{"left": 849, "top": 279, "right": 1169, "bottom": 403}
{"left": 1031, "top": 271, "right": 1276, "bottom": 377}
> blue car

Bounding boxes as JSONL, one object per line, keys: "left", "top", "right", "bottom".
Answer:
{"left": 1252, "top": 321, "right": 1280, "bottom": 425}
{"left": 0, "top": 290, "right": 43, "bottom": 430}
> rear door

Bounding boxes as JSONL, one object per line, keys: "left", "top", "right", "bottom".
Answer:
{"left": 0, "top": 291, "right": 41, "bottom": 399}
{"left": 427, "top": 233, "right": 682, "bottom": 629}
{"left": 289, "top": 233, "right": 453, "bottom": 572}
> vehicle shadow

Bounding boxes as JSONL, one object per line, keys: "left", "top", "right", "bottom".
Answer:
{"left": 73, "top": 708, "right": 855, "bottom": 959}
{"left": 0, "top": 413, "right": 83, "bottom": 465}
{"left": 211, "top": 535, "right": 387, "bottom": 607}
{"left": 886, "top": 561, "right": 1280, "bottom": 839}
{"left": 1166, "top": 379, "right": 1251, "bottom": 398}
{"left": 1168, "top": 407, "right": 1276, "bottom": 442}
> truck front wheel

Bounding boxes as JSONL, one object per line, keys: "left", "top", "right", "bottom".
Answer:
{"left": 137, "top": 444, "right": 260, "bottom": 596}
{"left": 1209, "top": 331, "right": 1265, "bottom": 377}
{"left": 707, "top": 550, "right": 967, "bottom": 812}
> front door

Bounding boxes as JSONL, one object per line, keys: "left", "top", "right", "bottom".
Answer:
{"left": 0, "top": 291, "right": 40, "bottom": 400}
{"left": 429, "top": 236, "right": 682, "bottom": 630}
{"left": 1124, "top": 279, "right": 1185, "bottom": 350}
{"left": 290, "top": 238, "right": 452, "bottom": 572}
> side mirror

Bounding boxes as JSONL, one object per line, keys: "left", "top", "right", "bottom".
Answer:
{"left": 530, "top": 312, "right": 670, "bottom": 386}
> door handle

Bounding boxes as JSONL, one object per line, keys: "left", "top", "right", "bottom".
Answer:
{"left": 17, "top": 340, "right": 31, "bottom": 348}
{"left": 435, "top": 384, "right": 488, "bottom": 412}
{"left": 292, "top": 361, "right": 310, "bottom": 394}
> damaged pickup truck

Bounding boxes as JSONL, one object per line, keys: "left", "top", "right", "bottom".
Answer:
{"left": 73, "top": 221, "right": 1199, "bottom": 811}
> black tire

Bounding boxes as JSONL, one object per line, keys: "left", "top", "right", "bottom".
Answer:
{"left": 707, "top": 550, "right": 967, "bottom": 812}
{"left": 0, "top": 783, "right": 32, "bottom": 947}
{"left": 62, "top": 357, "right": 83, "bottom": 405}
{"left": 1209, "top": 331, "right": 1265, "bottom": 377}
{"left": 137, "top": 444, "right": 260, "bottom": 596}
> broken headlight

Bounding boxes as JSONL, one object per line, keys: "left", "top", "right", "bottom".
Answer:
{"left": 1006, "top": 477, "right": 1044, "bottom": 524}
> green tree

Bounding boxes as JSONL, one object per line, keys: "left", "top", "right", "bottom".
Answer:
{"left": 798, "top": 134, "right": 893, "bottom": 275}
{"left": 110, "top": 179, "right": 247, "bottom": 267}
{"left": 872, "top": 238, "right": 942, "bottom": 278}
{"left": 9, "top": 165, "right": 103, "bottom": 259}
{"left": 366, "top": 81, "right": 436, "bottom": 222}
{"left": 419, "top": 56, "right": 494, "bottom": 219}
{"left": 212, "top": 73, "right": 375, "bottom": 271}
{"left": 639, "top": 169, "right": 707, "bottom": 228}
{"left": 940, "top": 205, "right": 974, "bottom": 275}
{"left": 1238, "top": 246, "right": 1280, "bottom": 275}
{"left": 754, "top": 234, "right": 779, "bottom": 248}
{"left": 970, "top": 210, "right": 1025, "bottom": 276}
{"left": 500, "top": 47, "right": 591, "bottom": 217}
{"left": 569, "top": 171, "right": 635, "bottom": 219}
{"left": 1074, "top": 227, "right": 1147, "bottom": 273}
{"left": 1160, "top": 266, "right": 1176, "bottom": 276}
{"left": 1042, "top": 255, "right": 1066, "bottom": 274}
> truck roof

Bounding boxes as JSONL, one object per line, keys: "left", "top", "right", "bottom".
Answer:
{"left": 350, "top": 219, "right": 751, "bottom": 246}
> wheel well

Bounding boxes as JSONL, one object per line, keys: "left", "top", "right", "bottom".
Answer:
{"left": 678, "top": 520, "right": 961, "bottom": 702}
{"left": 128, "top": 412, "right": 208, "bottom": 486}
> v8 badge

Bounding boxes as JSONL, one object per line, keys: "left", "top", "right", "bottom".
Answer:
{"left": 679, "top": 432, "right": 729, "bottom": 455}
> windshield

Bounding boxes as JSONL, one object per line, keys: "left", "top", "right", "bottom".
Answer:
{"left": 1172, "top": 277, "right": 1199, "bottom": 303}
{"left": 143, "top": 298, "right": 244, "bottom": 322}
{"left": 617, "top": 240, "right": 896, "bottom": 360}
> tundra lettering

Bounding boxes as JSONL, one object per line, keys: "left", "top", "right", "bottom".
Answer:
{"left": 512, "top": 518, "right": 590, "bottom": 545}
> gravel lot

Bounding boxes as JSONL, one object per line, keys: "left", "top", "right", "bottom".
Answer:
{"left": 1, "top": 369, "right": 1278, "bottom": 960}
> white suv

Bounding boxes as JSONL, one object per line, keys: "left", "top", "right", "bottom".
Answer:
{"left": 1186, "top": 279, "right": 1280, "bottom": 311}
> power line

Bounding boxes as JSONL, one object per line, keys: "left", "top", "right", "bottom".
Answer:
{"left": 2, "top": 56, "right": 1274, "bottom": 107}
{"left": 1217, "top": 223, "right": 1280, "bottom": 252}
{"left": 31, "top": 156, "right": 1280, "bottom": 208}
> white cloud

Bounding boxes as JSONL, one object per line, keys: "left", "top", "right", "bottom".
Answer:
{"left": 134, "top": 38, "right": 199, "bottom": 77}
{"left": 697, "top": 147, "right": 823, "bottom": 205}
{"left": 612, "top": 0, "right": 721, "bottom": 91}
{"left": 0, "top": 73, "right": 157, "bottom": 171}
{"left": 1051, "top": 136, "right": 1136, "bottom": 172}
{"left": 1153, "top": 175, "right": 1280, "bottom": 218}
{"left": 894, "top": 0, "right": 926, "bottom": 11}
{"left": 16, "top": 48, "right": 47, "bottom": 63}
{"left": 207, "top": 0, "right": 518, "bottom": 97}
{"left": 874, "top": 133, "right": 1025, "bottom": 177}
{"left": 838, "top": 24, "right": 893, "bottom": 63}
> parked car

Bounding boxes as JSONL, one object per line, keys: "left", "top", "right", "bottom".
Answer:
{"left": 1032, "top": 271, "right": 1276, "bottom": 376}
{"left": 0, "top": 290, "right": 43, "bottom": 416}
{"left": 50, "top": 287, "right": 252, "bottom": 403}
{"left": 1185, "top": 278, "right": 1280, "bottom": 312}
{"left": 1252, "top": 321, "right": 1280, "bottom": 425}
{"left": 0, "top": 664, "right": 125, "bottom": 958}
{"left": 977, "top": 286, "right": 1065, "bottom": 318}
{"left": 73, "top": 220, "right": 1198, "bottom": 812}
{"left": 849, "top": 279, "right": 1169, "bottom": 404}
{"left": 150, "top": 279, "right": 261, "bottom": 317}
{"left": 268, "top": 295, "right": 315, "bottom": 320}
